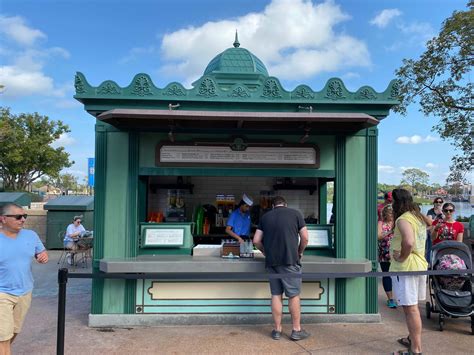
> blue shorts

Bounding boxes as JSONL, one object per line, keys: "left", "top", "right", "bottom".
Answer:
{"left": 266, "top": 264, "right": 302, "bottom": 297}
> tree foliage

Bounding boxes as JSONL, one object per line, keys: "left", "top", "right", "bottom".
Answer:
{"left": 0, "top": 107, "right": 73, "bottom": 191}
{"left": 394, "top": 3, "right": 473, "bottom": 179}
{"left": 51, "top": 173, "right": 79, "bottom": 195}
{"left": 401, "top": 168, "right": 430, "bottom": 194}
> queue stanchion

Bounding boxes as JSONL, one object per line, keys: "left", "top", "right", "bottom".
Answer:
{"left": 57, "top": 268, "right": 69, "bottom": 355}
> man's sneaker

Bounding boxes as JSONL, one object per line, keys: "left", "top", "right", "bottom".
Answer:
{"left": 387, "top": 299, "right": 397, "bottom": 308}
{"left": 271, "top": 329, "right": 281, "bottom": 340}
{"left": 290, "top": 329, "right": 310, "bottom": 341}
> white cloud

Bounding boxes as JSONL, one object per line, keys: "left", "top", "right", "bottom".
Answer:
{"left": 120, "top": 45, "right": 156, "bottom": 64}
{"left": 0, "top": 15, "right": 46, "bottom": 46}
{"left": 0, "top": 15, "right": 70, "bottom": 99}
{"left": 395, "top": 134, "right": 439, "bottom": 144}
{"left": 386, "top": 21, "right": 435, "bottom": 51}
{"left": 398, "top": 22, "right": 435, "bottom": 46}
{"left": 370, "top": 9, "right": 402, "bottom": 28}
{"left": 52, "top": 133, "right": 76, "bottom": 148}
{"left": 425, "top": 163, "right": 438, "bottom": 169}
{"left": 1, "top": 66, "right": 55, "bottom": 96}
{"left": 159, "top": 0, "right": 371, "bottom": 83}
{"left": 424, "top": 135, "right": 438, "bottom": 142}
{"left": 400, "top": 166, "right": 417, "bottom": 172}
{"left": 342, "top": 71, "right": 361, "bottom": 80}
{"left": 378, "top": 165, "right": 395, "bottom": 173}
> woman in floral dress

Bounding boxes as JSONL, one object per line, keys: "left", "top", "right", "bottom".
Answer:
{"left": 377, "top": 204, "right": 396, "bottom": 308}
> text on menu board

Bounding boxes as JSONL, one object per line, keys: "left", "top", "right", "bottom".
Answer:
{"left": 159, "top": 145, "right": 317, "bottom": 166}
{"left": 307, "top": 229, "right": 330, "bottom": 248}
{"left": 144, "top": 228, "right": 184, "bottom": 246}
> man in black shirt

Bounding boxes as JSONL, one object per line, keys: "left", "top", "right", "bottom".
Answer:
{"left": 253, "top": 196, "right": 309, "bottom": 341}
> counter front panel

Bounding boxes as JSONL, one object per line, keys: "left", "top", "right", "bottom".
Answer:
{"left": 100, "top": 254, "right": 370, "bottom": 315}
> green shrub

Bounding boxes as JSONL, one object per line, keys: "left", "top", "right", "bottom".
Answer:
{"left": 455, "top": 215, "right": 469, "bottom": 222}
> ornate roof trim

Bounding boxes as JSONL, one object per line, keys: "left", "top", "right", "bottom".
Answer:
{"left": 74, "top": 72, "right": 400, "bottom": 105}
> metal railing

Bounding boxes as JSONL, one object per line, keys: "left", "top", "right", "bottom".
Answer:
{"left": 56, "top": 268, "right": 473, "bottom": 355}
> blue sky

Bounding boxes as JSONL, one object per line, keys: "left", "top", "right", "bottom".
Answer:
{"left": 1, "top": 0, "right": 469, "bottom": 185}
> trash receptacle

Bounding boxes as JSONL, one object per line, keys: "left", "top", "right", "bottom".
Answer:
{"left": 44, "top": 196, "right": 94, "bottom": 249}
{"left": 0, "top": 192, "right": 32, "bottom": 209}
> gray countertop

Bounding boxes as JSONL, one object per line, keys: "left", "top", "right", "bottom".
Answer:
{"left": 99, "top": 254, "right": 371, "bottom": 274}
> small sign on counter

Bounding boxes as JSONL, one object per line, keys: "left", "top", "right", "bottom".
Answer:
{"left": 306, "top": 226, "right": 332, "bottom": 249}
{"left": 143, "top": 228, "right": 184, "bottom": 247}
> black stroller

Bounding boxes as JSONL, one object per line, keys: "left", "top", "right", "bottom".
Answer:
{"left": 425, "top": 241, "right": 473, "bottom": 333}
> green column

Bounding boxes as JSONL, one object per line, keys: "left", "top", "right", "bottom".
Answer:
{"left": 319, "top": 180, "right": 328, "bottom": 225}
{"left": 101, "top": 130, "right": 129, "bottom": 313}
{"left": 124, "top": 132, "right": 139, "bottom": 313}
{"left": 335, "top": 136, "right": 346, "bottom": 313}
{"left": 365, "top": 127, "right": 378, "bottom": 313}
{"left": 91, "top": 123, "right": 107, "bottom": 314}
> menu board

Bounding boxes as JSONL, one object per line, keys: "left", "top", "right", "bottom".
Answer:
{"left": 144, "top": 228, "right": 184, "bottom": 247}
{"left": 159, "top": 145, "right": 317, "bottom": 165}
{"left": 307, "top": 229, "right": 330, "bottom": 248}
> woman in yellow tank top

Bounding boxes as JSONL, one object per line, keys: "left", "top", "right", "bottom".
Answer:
{"left": 389, "top": 188, "right": 429, "bottom": 355}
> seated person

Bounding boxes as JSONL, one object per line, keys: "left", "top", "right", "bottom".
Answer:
{"left": 64, "top": 215, "right": 86, "bottom": 251}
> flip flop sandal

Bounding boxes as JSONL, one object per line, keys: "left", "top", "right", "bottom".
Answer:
{"left": 397, "top": 336, "right": 411, "bottom": 348}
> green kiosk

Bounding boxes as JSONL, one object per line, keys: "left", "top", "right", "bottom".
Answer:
{"left": 75, "top": 37, "right": 398, "bottom": 326}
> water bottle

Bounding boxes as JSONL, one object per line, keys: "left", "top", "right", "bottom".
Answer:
{"left": 240, "top": 241, "right": 245, "bottom": 256}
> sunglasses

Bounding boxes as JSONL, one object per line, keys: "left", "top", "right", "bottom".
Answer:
{"left": 75, "top": 220, "right": 82, "bottom": 224}
{"left": 4, "top": 214, "right": 28, "bottom": 220}
{"left": 435, "top": 201, "right": 443, "bottom": 204}
{"left": 443, "top": 209, "right": 454, "bottom": 213}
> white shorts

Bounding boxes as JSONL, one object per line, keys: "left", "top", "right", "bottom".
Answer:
{"left": 391, "top": 275, "right": 427, "bottom": 306}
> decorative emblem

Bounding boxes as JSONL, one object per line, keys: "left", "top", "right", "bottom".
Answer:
{"left": 355, "top": 88, "right": 376, "bottom": 100}
{"left": 262, "top": 79, "right": 282, "bottom": 99}
{"left": 97, "top": 81, "right": 121, "bottom": 95}
{"left": 198, "top": 78, "right": 218, "bottom": 98}
{"left": 229, "top": 86, "right": 250, "bottom": 98}
{"left": 131, "top": 75, "right": 153, "bottom": 96}
{"left": 390, "top": 81, "right": 400, "bottom": 99}
{"left": 325, "top": 80, "right": 346, "bottom": 100}
{"left": 163, "top": 84, "right": 186, "bottom": 97}
{"left": 230, "top": 138, "right": 248, "bottom": 151}
{"left": 293, "top": 86, "right": 314, "bottom": 99}
{"left": 74, "top": 74, "right": 86, "bottom": 94}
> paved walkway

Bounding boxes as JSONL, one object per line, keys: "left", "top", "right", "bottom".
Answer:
{"left": 12, "top": 251, "right": 473, "bottom": 354}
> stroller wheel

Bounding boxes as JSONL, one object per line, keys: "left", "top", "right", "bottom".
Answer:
{"left": 439, "top": 315, "right": 445, "bottom": 332}
{"left": 425, "top": 302, "right": 431, "bottom": 319}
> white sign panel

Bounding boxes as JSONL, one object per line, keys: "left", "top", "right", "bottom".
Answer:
{"left": 160, "top": 146, "right": 316, "bottom": 165}
{"left": 307, "top": 229, "right": 330, "bottom": 247}
{"left": 144, "top": 228, "right": 184, "bottom": 246}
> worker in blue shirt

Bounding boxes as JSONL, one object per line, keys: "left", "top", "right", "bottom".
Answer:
{"left": 225, "top": 193, "right": 253, "bottom": 244}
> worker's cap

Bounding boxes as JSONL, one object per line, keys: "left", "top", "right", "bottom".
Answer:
{"left": 242, "top": 193, "right": 253, "bottom": 206}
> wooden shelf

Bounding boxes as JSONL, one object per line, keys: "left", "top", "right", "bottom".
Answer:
{"left": 150, "top": 183, "right": 194, "bottom": 194}
{"left": 273, "top": 184, "right": 317, "bottom": 195}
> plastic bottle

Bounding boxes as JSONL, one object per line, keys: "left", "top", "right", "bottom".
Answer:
{"left": 203, "top": 218, "right": 210, "bottom": 235}
{"left": 196, "top": 206, "right": 204, "bottom": 235}
{"left": 240, "top": 241, "right": 245, "bottom": 257}
{"left": 248, "top": 240, "right": 253, "bottom": 254}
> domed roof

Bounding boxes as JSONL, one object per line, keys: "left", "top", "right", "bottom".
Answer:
{"left": 203, "top": 33, "right": 269, "bottom": 77}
